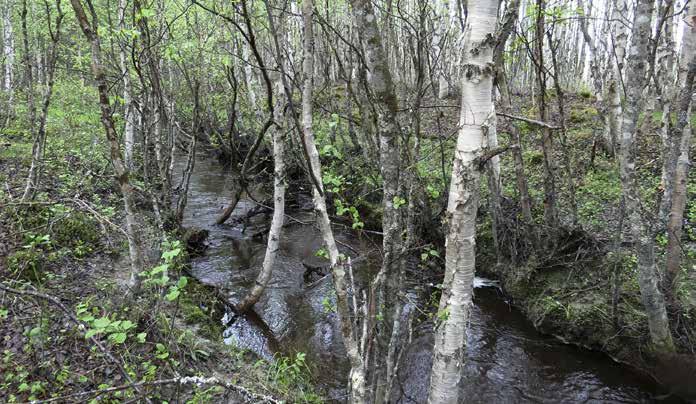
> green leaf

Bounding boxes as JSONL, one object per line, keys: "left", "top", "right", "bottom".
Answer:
{"left": 92, "top": 317, "right": 111, "bottom": 329}
{"left": 136, "top": 332, "right": 147, "bottom": 343}
{"left": 85, "top": 329, "right": 100, "bottom": 339}
{"left": 150, "top": 264, "right": 168, "bottom": 275}
{"left": 155, "top": 343, "right": 169, "bottom": 359}
{"left": 165, "top": 288, "right": 180, "bottom": 301}
{"left": 109, "top": 333, "right": 127, "bottom": 344}
{"left": 161, "top": 248, "right": 181, "bottom": 262}
{"left": 393, "top": 196, "right": 406, "bottom": 209}
{"left": 120, "top": 320, "right": 135, "bottom": 331}
{"left": 176, "top": 276, "right": 188, "bottom": 289}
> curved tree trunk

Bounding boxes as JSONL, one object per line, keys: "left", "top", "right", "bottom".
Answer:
{"left": 69, "top": 0, "right": 146, "bottom": 292}
{"left": 428, "top": 1, "right": 498, "bottom": 403}
{"left": 234, "top": 110, "right": 285, "bottom": 313}
{"left": 300, "top": 1, "right": 367, "bottom": 400}
{"left": 235, "top": 0, "right": 287, "bottom": 314}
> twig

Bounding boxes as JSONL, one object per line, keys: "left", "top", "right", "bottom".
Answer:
{"left": 31, "top": 375, "right": 280, "bottom": 403}
{"left": 496, "top": 112, "right": 561, "bottom": 129}
{"left": 476, "top": 145, "right": 519, "bottom": 169}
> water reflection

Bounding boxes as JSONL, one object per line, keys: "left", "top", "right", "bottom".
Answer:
{"left": 177, "top": 154, "right": 682, "bottom": 404}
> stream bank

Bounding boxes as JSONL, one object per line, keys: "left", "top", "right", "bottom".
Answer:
{"left": 179, "top": 152, "right": 687, "bottom": 402}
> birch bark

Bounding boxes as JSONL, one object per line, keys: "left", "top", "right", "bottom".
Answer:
{"left": 118, "top": 0, "right": 135, "bottom": 170}
{"left": 664, "top": 4, "right": 696, "bottom": 297}
{"left": 428, "top": 1, "right": 497, "bottom": 402}
{"left": 619, "top": 0, "right": 674, "bottom": 352}
{"left": 69, "top": 0, "right": 146, "bottom": 292}
{"left": 300, "top": 1, "right": 367, "bottom": 400}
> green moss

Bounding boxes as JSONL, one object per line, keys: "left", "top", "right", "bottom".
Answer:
{"left": 523, "top": 150, "right": 544, "bottom": 166}
{"left": 179, "top": 282, "right": 225, "bottom": 340}
{"left": 579, "top": 89, "right": 592, "bottom": 99}
{"left": 569, "top": 106, "right": 599, "bottom": 124}
{"left": 7, "top": 249, "right": 45, "bottom": 283}
{"left": 577, "top": 167, "right": 622, "bottom": 226}
{"left": 51, "top": 212, "right": 100, "bottom": 257}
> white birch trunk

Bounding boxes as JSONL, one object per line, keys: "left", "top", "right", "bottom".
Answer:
{"left": 664, "top": 3, "right": 696, "bottom": 298}
{"left": 300, "top": 2, "right": 367, "bottom": 400}
{"left": 434, "top": 0, "right": 451, "bottom": 99}
{"left": 608, "top": 0, "right": 629, "bottom": 153}
{"left": 2, "top": 0, "right": 14, "bottom": 96}
{"left": 428, "top": 1, "right": 498, "bottom": 403}
{"left": 119, "top": 0, "right": 135, "bottom": 170}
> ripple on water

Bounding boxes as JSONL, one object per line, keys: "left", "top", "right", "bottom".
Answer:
{"left": 176, "top": 154, "right": 683, "bottom": 403}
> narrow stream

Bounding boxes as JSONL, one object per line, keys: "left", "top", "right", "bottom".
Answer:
{"left": 178, "top": 154, "right": 682, "bottom": 403}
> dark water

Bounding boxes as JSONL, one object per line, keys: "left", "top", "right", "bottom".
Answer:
{"left": 177, "top": 154, "right": 682, "bottom": 403}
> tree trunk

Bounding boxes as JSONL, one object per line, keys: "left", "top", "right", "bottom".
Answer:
{"left": 664, "top": 4, "right": 696, "bottom": 297}
{"left": 434, "top": 0, "right": 450, "bottom": 99}
{"left": 299, "top": 1, "right": 367, "bottom": 400}
{"left": 69, "top": 0, "right": 146, "bottom": 292}
{"left": 349, "top": 0, "right": 405, "bottom": 399}
{"left": 534, "top": 0, "right": 558, "bottom": 231}
{"left": 608, "top": 0, "right": 629, "bottom": 154}
{"left": 118, "top": 0, "right": 135, "bottom": 170}
{"left": 234, "top": 106, "right": 285, "bottom": 313}
{"left": 2, "top": 0, "right": 15, "bottom": 122}
{"left": 235, "top": 0, "right": 287, "bottom": 314}
{"left": 428, "top": 1, "right": 497, "bottom": 402}
{"left": 618, "top": 0, "right": 673, "bottom": 352}
{"left": 656, "top": 0, "right": 678, "bottom": 224}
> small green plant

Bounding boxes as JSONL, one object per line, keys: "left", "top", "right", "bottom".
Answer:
{"left": 335, "top": 199, "right": 364, "bottom": 229}
{"left": 267, "top": 352, "right": 321, "bottom": 402}
{"left": 314, "top": 247, "right": 329, "bottom": 259}
{"left": 420, "top": 248, "right": 440, "bottom": 262}
{"left": 75, "top": 302, "right": 137, "bottom": 344}
{"left": 426, "top": 185, "right": 440, "bottom": 199}
{"left": 140, "top": 240, "right": 184, "bottom": 287}
{"left": 321, "top": 292, "right": 336, "bottom": 314}
{"left": 393, "top": 196, "right": 406, "bottom": 209}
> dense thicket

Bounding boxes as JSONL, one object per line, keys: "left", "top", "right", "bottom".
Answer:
{"left": 1, "top": 0, "right": 695, "bottom": 402}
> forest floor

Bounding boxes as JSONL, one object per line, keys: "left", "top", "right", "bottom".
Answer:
{"left": 0, "top": 83, "right": 320, "bottom": 403}
{"left": 1, "top": 83, "right": 695, "bottom": 401}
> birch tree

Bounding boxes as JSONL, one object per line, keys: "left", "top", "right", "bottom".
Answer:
{"left": 118, "top": 0, "right": 135, "bottom": 169}
{"left": 235, "top": 0, "right": 286, "bottom": 314}
{"left": 664, "top": 3, "right": 696, "bottom": 298}
{"left": 300, "top": 0, "right": 367, "bottom": 400}
{"left": 348, "top": 1, "right": 404, "bottom": 398}
{"left": 2, "top": 0, "right": 14, "bottom": 114}
{"left": 21, "top": 0, "right": 64, "bottom": 202}
{"left": 69, "top": 0, "right": 146, "bottom": 291}
{"left": 428, "top": 1, "right": 498, "bottom": 402}
{"left": 618, "top": 0, "right": 673, "bottom": 352}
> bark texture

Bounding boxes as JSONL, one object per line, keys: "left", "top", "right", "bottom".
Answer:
{"left": 428, "top": 1, "right": 497, "bottom": 402}
{"left": 69, "top": 0, "right": 146, "bottom": 291}
{"left": 664, "top": 4, "right": 696, "bottom": 296}
{"left": 300, "top": 2, "right": 367, "bottom": 400}
{"left": 618, "top": 0, "right": 673, "bottom": 352}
